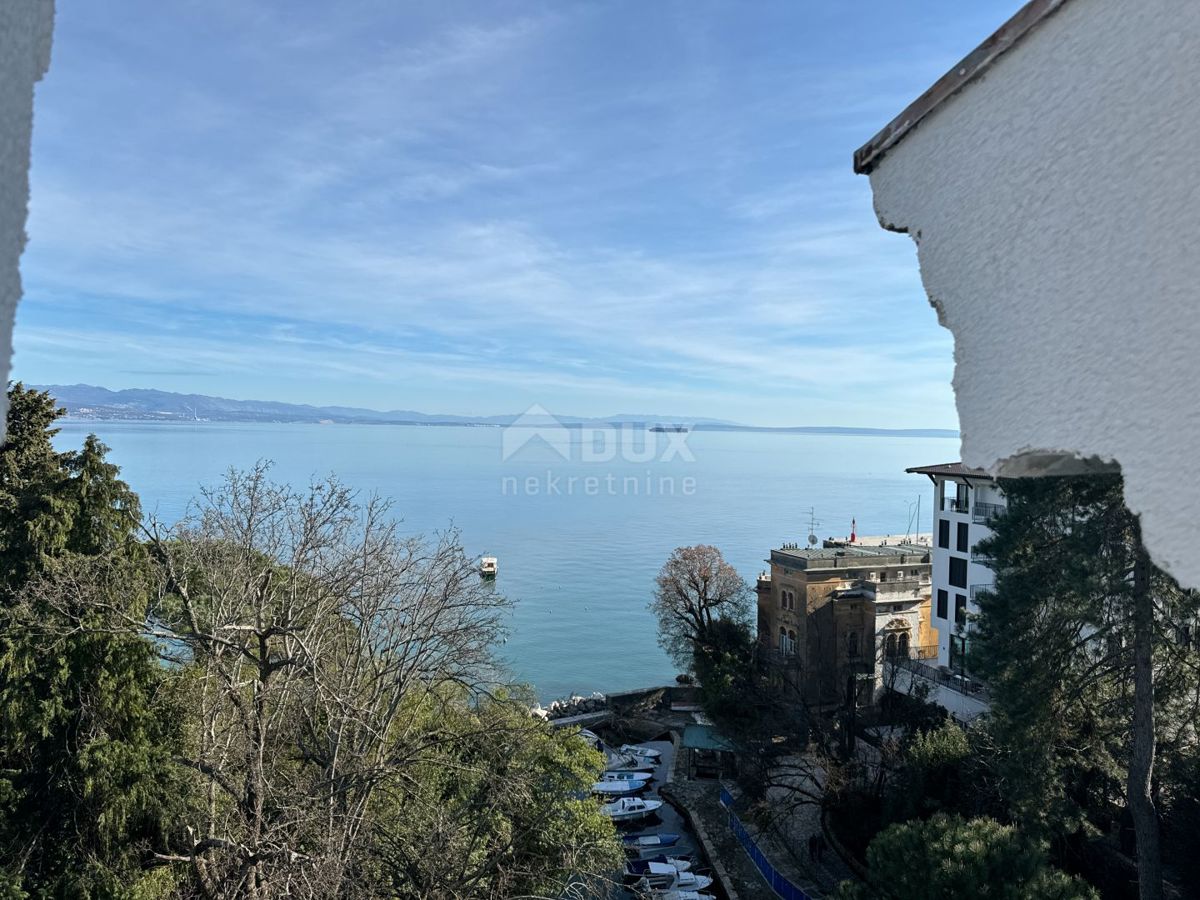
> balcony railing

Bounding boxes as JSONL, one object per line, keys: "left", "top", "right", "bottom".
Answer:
{"left": 972, "top": 501, "right": 1005, "bottom": 524}
{"left": 884, "top": 645, "right": 989, "bottom": 700}
{"left": 968, "top": 583, "right": 992, "bottom": 601}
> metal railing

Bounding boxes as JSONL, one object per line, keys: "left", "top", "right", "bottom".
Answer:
{"left": 968, "top": 583, "right": 992, "bottom": 601}
{"left": 720, "top": 788, "right": 813, "bottom": 900}
{"left": 885, "top": 645, "right": 988, "bottom": 699}
{"left": 972, "top": 501, "right": 1005, "bottom": 524}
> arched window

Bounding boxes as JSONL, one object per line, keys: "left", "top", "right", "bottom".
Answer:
{"left": 780, "top": 589, "right": 786, "bottom": 610}
{"left": 788, "top": 629, "right": 797, "bottom": 654}
{"left": 885, "top": 633, "right": 897, "bottom": 658}
{"left": 898, "top": 631, "right": 910, "bottom": 657}
{"left": 779, "top": 626, "right": 787, "bottom": 651}
{"left": 847, "top": 631, "right": 859, "bottom": 657}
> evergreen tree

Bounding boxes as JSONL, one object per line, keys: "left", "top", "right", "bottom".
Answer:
{"left": 972, "top": 474, "right": 1200, "bottom": 900}
{"left": 0, "top": 385, "right": 187, "bottom": 896}
{"left": 835, "top": 814, "right": 1097, "bottom": 900}
{"left": 0, "top": 384, "right": 73, "bottom": 599}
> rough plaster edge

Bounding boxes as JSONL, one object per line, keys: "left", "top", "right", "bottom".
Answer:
{"left": 1, "top": 1, "right": 56, "bottom": 443}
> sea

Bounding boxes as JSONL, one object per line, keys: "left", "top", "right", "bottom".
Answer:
{"left": 53, "top": 421, "right": 957, "bottom": 702}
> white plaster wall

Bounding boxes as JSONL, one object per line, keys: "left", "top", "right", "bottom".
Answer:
{"left": 867, "top": 0, "right": 1200, "bottom": 589}
{"left": 0, "top": 2, "right": 55, "bottom": 439}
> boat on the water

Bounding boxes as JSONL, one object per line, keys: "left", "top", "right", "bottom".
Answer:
{"left": 621, "top": 831, "right": 681, "bottom": 851}
{"left": 624, "top": 856, "right": 692, "bottom": 878}
{"left": 603, "top": 770, "right": 651, "bottom": 782}
{"left": 617, "top": 743, "right": 662, "bottom": 761}
{"left": 650, "top": 892, "right": 715, "bottom": 900}
{"left": 606, "top": 753, "right": 655, "bottom": 773}
{"left": 599, "top": 797, "right": 662, "bottom": 823}
{"left": 592, "top": 778, "right": 648, "bottom": 797}
{"left": 479, "top": 556, "right": 497, "bottom": 578}
{"left": 634, "top": 865, "right": 713, "bottom": 892}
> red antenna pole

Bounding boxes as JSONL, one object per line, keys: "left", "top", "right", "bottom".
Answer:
{"left": 850, "top": 518, "right": 857, "bottom": 543}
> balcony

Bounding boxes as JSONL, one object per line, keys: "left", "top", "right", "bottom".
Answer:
{"left": 972, "top": 501, "right": 1005, "bottom": 524}
{"left": 941, "top": 496, "right": 969, "bottom": 513}
{"left": 968, "top": 583, "right": 992, "bottom": 601}
{"left": 884, "top": 645, "right": 988, "bottom": 700}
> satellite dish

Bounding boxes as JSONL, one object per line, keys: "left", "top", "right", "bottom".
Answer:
{"left": 808, "top": 533, "right": 818, "bottom": 546}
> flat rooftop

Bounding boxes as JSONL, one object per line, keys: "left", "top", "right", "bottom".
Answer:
{"left": 772, "top": 541, "right": 931, "bottom": 566}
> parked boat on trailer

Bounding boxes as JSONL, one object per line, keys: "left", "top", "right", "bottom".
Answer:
{"left": 591, "top": 777, "right": 648, "bottom": 797}
{"left": 599, "top": 796, "right": 662, "bottom": 823}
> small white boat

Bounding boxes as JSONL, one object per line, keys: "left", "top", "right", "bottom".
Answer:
{"left": 599, "top": 796, "right": 663, "bottom": 823}
{"left": 479, "top": 556, "right": 497, "bottom": 578}
{"left": 652, "top": 892, "right": 715, "bottom": 900}
{"left": 618, "top": 743, "right": 662, "bottom": 761}
{"left": 606, "top": 753, "right": 655, "bottom": 773}
{"left": 592, "top": 778, "right": 648, "bottom": 796}
{"left": 578, "top": 728, "right": 603, "bottom": 750}
{"left": 603, "top": 770, "right": 651, "bottom": 782}
{"left": 624, "top": 856, "right": 693, "bottom": 878}
{"left": 635, "top": 865, "right": 713, "bottom": 892}
{"left": 622, "top": 831, "right": 681, "bottom": 851}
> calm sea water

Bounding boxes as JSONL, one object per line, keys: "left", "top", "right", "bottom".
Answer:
{"left": 53, "top": 422, "right": 956, "bottom": 701}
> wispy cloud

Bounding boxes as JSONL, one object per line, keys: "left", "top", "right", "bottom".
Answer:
{"left": 16, "top": 0, "right": 1015, "bottom": 426}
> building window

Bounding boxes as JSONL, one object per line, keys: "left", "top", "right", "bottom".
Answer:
{"left": 885, "top": 633, "right": 898, "bottom": 657}
{"left": 779, "top": 589, "right": 786, "bottom": 610}
{"left": 779, "top": 626, "right": 786, "bottom": 651}
{"left": 938, "top": 519, "right": 950, "bottom": 548}
{"left": 879, "top": 569, "right": 888, "bottom": 582}
{"left": 957, "top": 521, "right": 969, "bottom": 552}
{"left": 949, "top": 556, "right": 967, "bottom": 588}
{"left": 848, "top": 631, "right": 859, "bottom": 657}
{"left": 898, "top": 631, "right": 910, "bottom": 657}
{"left": 788, "top": 629, "right": 797, "bottom": 654}
{"left": 955, "top": 593, "right": 967, "bottom": 627}
{"left": 936, "top": 589, "right": 948, "bottom": 619}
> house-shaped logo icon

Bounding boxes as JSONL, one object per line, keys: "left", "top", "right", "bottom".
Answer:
{"left": 502, "top": 404, "right": 572, "bottom": 461}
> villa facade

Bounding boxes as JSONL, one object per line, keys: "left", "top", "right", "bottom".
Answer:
{"left": 756, "top": 537, "right": 935, "bottom": 708}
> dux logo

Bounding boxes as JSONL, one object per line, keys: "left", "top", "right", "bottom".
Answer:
{"left": 502, "top": 404, "right": 572, "bottom": 461}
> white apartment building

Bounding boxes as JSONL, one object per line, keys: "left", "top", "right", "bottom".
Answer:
{"left": 886, "top": 462, "right": 1005, "bottom": 721}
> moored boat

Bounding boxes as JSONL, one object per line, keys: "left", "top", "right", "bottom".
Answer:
{"left": 592, "top": 777, "right": 648, "bottom": 797}
{"left": 603, "top": 770, "right": 651, "bottom": 782}
{"left": 617, "top": 743, "right": 662, "bottom": 761}
{"left": 606, "top": 753, "right": 655, "bottom": 773}
{"left": 634, "top": 865, "right": 713, "bottom": 892}
{"left": 621, "top": 831, "right": 681, "bottom": 850}
{"left": 624, "top": 856, "right": 692, "bottom": 878}
{"left": 599, "top": 796, "right": 662, "bottom": 823}
{"left": 479, "top": 556, "right": 497, "bottom": 578}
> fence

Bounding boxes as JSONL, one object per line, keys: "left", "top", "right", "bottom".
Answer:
{"left": 719, "top": 788, "right": 813, "bottom": 900}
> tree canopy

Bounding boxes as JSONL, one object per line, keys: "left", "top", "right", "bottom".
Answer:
{"left": 649, "top": 544, "right": 750, "bottom": 671}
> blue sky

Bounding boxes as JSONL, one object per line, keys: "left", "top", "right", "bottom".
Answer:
{"left": 15, "top": 0, "right": 1017, "bottom": 427}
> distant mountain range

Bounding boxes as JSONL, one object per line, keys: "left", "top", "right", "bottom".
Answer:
{"left": 33, "top": 384, "right": 959, "bottom": 438}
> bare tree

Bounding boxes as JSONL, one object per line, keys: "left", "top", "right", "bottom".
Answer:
{"left": 649, "top": 544, "right": 750, "bottom": 671}
{"left": 145, "top": 464, "right": 510, "bottom": 898}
